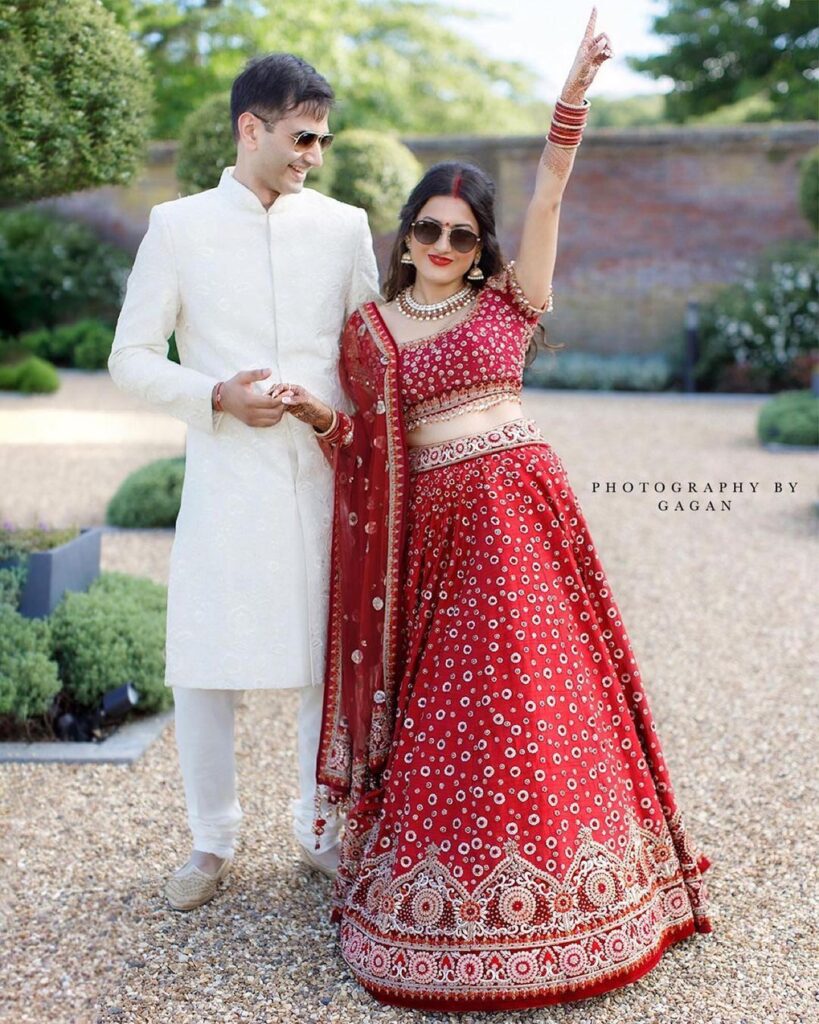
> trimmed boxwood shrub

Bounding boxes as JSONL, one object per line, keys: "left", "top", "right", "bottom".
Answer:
{"left": 0, "top": 0, "right": 152, "bottom": 204}
{"left": 0, "top": 210, "right": 131, "bottom": 336}
{"left": 325, "top": 130, "right": 422, "bottom": 234}
{"left": 0, "top": 354, "right": 59, "bottom": 394}
{"left": 50, "top": 573, "right": 170, "bottom": 714}
{"left": 0, "top": 566, "right": 26, "bottom": 610}
{"left": 176, "top": 93, "right": 233, "bottom": 194}
{"left": 106, "top": 457, "right": 185, "bottom": 528}
{"left": 757, "top": 390, "right": 819, "bottom": 447}
{"left": 0, "top": 606, "right": 60, "bottom": 722}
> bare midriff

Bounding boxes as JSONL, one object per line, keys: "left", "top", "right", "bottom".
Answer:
{"left": 405, "top": 398, "right": 524, "bottom": 447}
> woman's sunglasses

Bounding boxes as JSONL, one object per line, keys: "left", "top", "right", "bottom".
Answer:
{"left": 411, "top": 219, "right": 481, "bottom": 253}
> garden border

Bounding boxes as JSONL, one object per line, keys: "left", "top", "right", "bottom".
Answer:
{"left": 0, "top": 709, "right": 173, "bottom": 765}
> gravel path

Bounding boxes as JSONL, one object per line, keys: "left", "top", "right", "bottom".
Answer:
{"left": 1, "top": 372, "right": 816, "bottom": 1024}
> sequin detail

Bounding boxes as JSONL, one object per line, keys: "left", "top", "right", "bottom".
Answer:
{"left": 407, "top": 417, "right": 546, "bottom": 473}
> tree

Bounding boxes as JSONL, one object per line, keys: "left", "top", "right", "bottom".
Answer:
{"left": 629, "top": 0, "right": 819, "bottom": 122}
{"left": 0, "top": 0, "right": 153, "bottom": 204}
{"left": 129, "top": 0, "right": 544, "bottom": 139}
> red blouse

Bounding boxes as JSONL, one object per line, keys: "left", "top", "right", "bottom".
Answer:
{"left": 389, "top": 262, "right": 552, "bottom": 431}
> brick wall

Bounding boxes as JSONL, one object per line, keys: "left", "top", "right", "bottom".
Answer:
{"left": 50, "top": 124, "right": 817, "bottom": 355}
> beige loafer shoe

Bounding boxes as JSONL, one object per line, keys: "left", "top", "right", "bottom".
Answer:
{"left": 299, "top": 843, "right": 339, "bottom": 879}
{"left": 164, "top": 857, "right": 231, "bottom": 912}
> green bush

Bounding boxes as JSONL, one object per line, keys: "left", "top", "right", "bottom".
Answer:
{"left": 176, "top": 93, "right": 234, "bottom": 194}
{"left": 325, "top": 130, "right": 422, "bottom": 234}
{"left": 0, "top": 524, "right": 79, "bottom": 560}
{"left": 695, "top": 242, "right": 819, "bottom": 393}
{"left": 0, "top": 606, "right": 60, "bottom": 722}
{"left": 0, "top": 355, "right": 60, "bottom": 394}
{"left": 757, "top": 390, "right": 819, "bottom": 447}
{"left": 524, "top": 351, "right": 674, "bottom": 391}
{"left": 20, "top": 319, "right": 114, "bottom": 369}
{"left": 106, "top": 457, "right": 185, "bottom": 528}
{"left": 0, "top": 566, "right": 27, "bottom": 610}
{"left": 799, "top": 147, "right": 819, "bottom": 233}
{"left": 0, "top": 210, "right": 131, "bottom": 336}
{"left": 0, "top": 0, "right": 152, "bottom": 204}
{"left": 50, "top": 573, "right": 170, "bottom": 714}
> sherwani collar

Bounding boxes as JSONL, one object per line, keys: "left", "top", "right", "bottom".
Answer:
{"left": 217, "top": 166, "right": 304, "bottom": 214}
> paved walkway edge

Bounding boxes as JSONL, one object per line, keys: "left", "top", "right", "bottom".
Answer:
{"left": 0, "top": 710, "right": 174, "bottom": 765}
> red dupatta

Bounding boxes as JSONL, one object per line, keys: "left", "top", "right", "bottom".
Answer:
{"left": 313, "top": 303, "right": 409, "bottom": 842}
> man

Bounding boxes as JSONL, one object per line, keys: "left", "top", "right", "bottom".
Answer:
{"left": 108, "top": 54, "right": 379, "bottom": 911}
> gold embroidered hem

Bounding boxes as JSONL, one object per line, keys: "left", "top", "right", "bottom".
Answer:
{"left": 407, "top": 417, "right": 547, "bottom": 474}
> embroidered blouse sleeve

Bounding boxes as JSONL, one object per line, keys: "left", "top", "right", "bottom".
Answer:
{"left": 485, "top": 261, "right": 554, "bottom": 322}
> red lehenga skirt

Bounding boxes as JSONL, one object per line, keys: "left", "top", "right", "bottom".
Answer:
{"left": 334, "top": 419, "right": 713, "bottom": 1012}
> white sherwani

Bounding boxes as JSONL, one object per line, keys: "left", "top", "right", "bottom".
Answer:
{"left": 109, "top": 167, "right": 379, "bottom": 691}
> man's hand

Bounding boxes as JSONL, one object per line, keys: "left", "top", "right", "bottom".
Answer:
{"left": 218, "top": 368, "right": 287, "bottom": 427}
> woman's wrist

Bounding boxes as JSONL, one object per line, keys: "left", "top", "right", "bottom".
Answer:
{"left": 313, "top": 407, "right": 338, "bottom": 436}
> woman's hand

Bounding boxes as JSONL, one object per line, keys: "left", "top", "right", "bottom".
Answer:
{"left": 268, "top": 382, "right": 335, "bottom": 432}
{"left": 560, "top": 7, "right": 614, "bottom": 105}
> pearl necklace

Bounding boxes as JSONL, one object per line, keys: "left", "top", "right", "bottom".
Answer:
{"left": 397, "top": 283, "right": 474, "bottom": 321}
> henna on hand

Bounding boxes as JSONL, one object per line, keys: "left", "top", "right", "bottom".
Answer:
{"left": 561, "top": 6, "right": 613, "bottom": 105}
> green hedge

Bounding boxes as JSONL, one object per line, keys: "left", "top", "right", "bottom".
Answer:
{"left": 799, "top": 147, "right": 819, "bottom": 234}
{"left": 757, "top": 390, "right": 819, "bottom": 447}
{"left": 106, "top": 457, "right": 185, "bottom": 528}
{"left": 0, "top": 354, "right": 59, "bottom": 394}
{"left": 20, "top": 319, "right": 114, "bottom": 370}
{"left": 524, "top": 351, "right": 674, "bottom": 391}
{"left": 176, "top": 93, "right": 233, "bottom": 194}
{"left": 50, "top": 573, "right": 170, "bottom": 715}
{"left": 0, "top": 210, "right": 131, "bottom": 336}
{"left": 0, "top": 606, "right": 60, "bottom": 722}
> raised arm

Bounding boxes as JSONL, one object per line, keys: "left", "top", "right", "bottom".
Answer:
{"left": 514, "top": 6, "right": 613, "bottom": 308}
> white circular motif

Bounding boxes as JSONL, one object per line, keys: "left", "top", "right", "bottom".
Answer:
{"left": 664, "top": 887, "right": 689, "bottom": 919}
{"left": 412, "top": 887, "right": 444, "bottom": 926}
{"left": 558, "top": 942, "right": 588, "bottom": 977}
{"left": 505, "top": 950, "right": 539, "bottom": 985}
{"left": 408, "top": 950, "right": 437, "bottom": 983}
{"left": 367, "top": 943, "right": 391, "bottom": 978}
{"left": 585, "top": 869, "right": 617, "bottom": 908}
{"left": 455, "top": 953, "right": 485, "bottom": 984}
{"left": 604, "top": 928, "right": 632, "bottom": 963}
{"left": 498, "top": 886, "right": 537, "bottom": 925}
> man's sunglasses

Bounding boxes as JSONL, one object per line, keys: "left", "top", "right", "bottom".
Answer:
{"left": 411, "top": 219, "right": 480, "bottom": 253}
{"left": 249, "top": 112, "right": 334, "bottom": 151}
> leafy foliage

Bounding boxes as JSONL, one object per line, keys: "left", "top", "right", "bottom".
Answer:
{"left": 695, "top": 242, "right": 819, "bottom": 392}
{"left": 0, "top": 355, "right": 59, "bottom": 395}
{"left": 50, "top": 573, "right": 170, "bottom": 714}
{"left": 0, "top": 525, "right": 80, "bottom": 561}
{"left": 524, "top": 352, "right": 674, "bottom": 392}
{"left": 799, "top": 147, "right": 819, "bottom": 233}
{"left": 0, "top": 210, "right": 131, "bottom": 335}
{"left": 0, "top": 0, "right": 152, "bottom": 202}
{"left": 757, "top": 390, "right": 819, "bottom": 446}
{"left": 21, "top": 321, "right": 115, "bottom": 371}
{"left": 176, "top": 93, "right": 235, "bottom": 193}
{"left": 106, "top": 457, "right": 186, "bottom": 528}
{"left": 320, "top": 130, "right": 421, "bottom": 234}
{"left": 0, "top": 606, "right": 60, "bottom": 722}
{"left": 130, "top": 0, "right": 544, "bottom": 140}
{"left": 629, "top": 0, "right": 819, "bottom": 123}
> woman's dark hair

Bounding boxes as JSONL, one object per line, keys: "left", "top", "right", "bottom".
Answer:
{"left": 383, "top": 161, "right": 560, "bottom": 360}
{"left": 230, "top": 53, "right": 334, "bottom": 141}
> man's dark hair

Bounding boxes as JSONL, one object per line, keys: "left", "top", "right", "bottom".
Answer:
{"left": 230, "top": 53, "right": 334, "bottom": 141}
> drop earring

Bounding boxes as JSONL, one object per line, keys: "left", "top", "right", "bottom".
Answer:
{"left": 466, "top": 255, "right": 484, "bottom": 282}
{"left": 400, "top": 247, "right": 413, "bottom": 265}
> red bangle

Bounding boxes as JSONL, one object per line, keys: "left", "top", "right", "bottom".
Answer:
{"left": 213, "top": 381, "right": 225, "bottom": 412}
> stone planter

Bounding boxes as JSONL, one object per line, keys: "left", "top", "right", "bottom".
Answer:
{"left": 1, "top": 527, "right": 102, "bottom": 618}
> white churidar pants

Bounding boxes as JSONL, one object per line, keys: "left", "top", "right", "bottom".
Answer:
{"left": 172, "top": 686, "right": 340, "bottom": 860}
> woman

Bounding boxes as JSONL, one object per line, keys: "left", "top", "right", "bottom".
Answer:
{"left": 273, "top": 8, "right": 713, "bottom": 1012}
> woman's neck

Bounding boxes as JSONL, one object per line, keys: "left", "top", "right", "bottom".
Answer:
{"left": 410, "top": 278, "right": 468, "bottom": 305}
